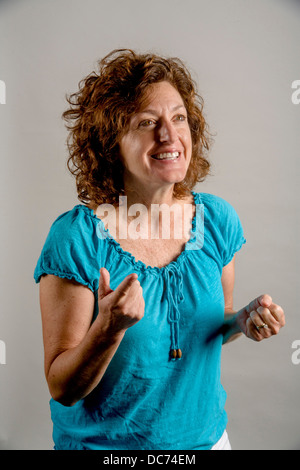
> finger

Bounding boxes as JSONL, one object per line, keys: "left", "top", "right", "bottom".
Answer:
{"left": 257, "top": 306, "right": 281, "bottom": 335}
{"left": 135, "top": 283, "right": 145, "bottom": 308}
{"left": 113, "top": 273, "right": 139, "bottom": 302}
{"left": 249, "top": 310, "right": 269, "bottom": 330}
{"left": 247, "top": 315, "right": 269, "bottom": 341}
{"left": 268, "top": 303, "right": 285, "bottom": 326}
{"left": 246, "top": 317, "right": 263, "bottom": 341}
{"left": 245, "top": 294, "right": 272, "bottom": 315}
{"left": 257, "top": 304, "right": 285, "bottom": 332}
{"left": 250, "top": 306, "right": 283, "bottom": 337}
{"left": 98, "top": 268, "right": 113, "bottom": 299}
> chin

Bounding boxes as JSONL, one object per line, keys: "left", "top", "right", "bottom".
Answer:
{"left": 158, "top": 171, "right": 188, "bottom": 185}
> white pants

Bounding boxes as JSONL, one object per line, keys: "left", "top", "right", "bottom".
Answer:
{"left": 211, "top": 430, "right": 231, "bottom": 450}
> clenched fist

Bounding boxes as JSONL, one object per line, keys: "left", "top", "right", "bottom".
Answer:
{"left": 97, "top": 268, "right": 145, "bottom": 337}
{"left": 237, "top": 294, "right": 285, "bottom": 342}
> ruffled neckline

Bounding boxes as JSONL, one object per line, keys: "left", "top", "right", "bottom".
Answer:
{"left": 81, "top": 191, "right": 202, "bottom": 275}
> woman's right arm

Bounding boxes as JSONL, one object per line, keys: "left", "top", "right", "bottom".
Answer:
{"left": 40, "top": 268, "right": 144, "bottom": 407}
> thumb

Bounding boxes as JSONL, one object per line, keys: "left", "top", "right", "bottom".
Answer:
{"left": 258, "top": 294, "right": 272, "bottom": 308}
{"left": 98, "top": 268, "right": 113, "bottom": 299}
{"left": 245, "top": 294, "right": 272, "bottom": 314}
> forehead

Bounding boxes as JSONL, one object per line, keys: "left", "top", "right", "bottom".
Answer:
{"left": 137, "top": 81, "right": 185, "bottom": 112}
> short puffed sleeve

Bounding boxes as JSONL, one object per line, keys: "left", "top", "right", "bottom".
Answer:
{"left": 200, "top": 193, "right": 246, "bottom": 268}
{"left": 34, "top": 205, "right": 100, "bottom": 292}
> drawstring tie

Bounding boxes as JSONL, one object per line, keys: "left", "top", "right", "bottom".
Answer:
{"left": 163, "top": 264, "right": 184, "bottom": 361}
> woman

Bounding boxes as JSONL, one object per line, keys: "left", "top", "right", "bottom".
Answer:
{"left": 34, "top": 49, "right": 285, "bottom": 450}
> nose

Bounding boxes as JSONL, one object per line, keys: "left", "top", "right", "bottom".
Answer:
{"left": 156, "top": 120, "right": 177, "bottom": 144}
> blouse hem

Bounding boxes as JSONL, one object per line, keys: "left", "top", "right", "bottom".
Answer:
{"left": 223, "top": 236, "right": 246, "bottom": 267}
{"left": 34, "top": 267, "right": 94, "bottom": 292}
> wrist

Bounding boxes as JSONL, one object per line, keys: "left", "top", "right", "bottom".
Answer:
{"left": 90, "top": 315, "right": 126, "bottom": 348}
{"left": 222, "top": 311, "right": 243, "bottom": 344}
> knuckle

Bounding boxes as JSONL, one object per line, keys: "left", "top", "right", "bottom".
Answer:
{"left": 278, "top": 310, "right": 285, "bottom": 326}
{"left": 273, "top": 305, "right": 285, "bottom": 321}
{"left": 271, "top": 325, "right": 280, "bottom": 335}
{"left": 272, "top": 306, "right": 281, "bottom": 318}
{"left": 254, "top": 334, "right": 263, "bottom": 342}
{"left": 112, "top": 305, "right": 126, "bottom": 317}
{"left": 265, "top": 328, "right": 273, "bottom": 338}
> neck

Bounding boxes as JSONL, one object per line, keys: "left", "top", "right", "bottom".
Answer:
{"left": 123, "top": 182, "right": 177, "bottom": 209}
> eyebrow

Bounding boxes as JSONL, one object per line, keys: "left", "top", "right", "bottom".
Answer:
{"left": 137, "top": 104, "right": 186, "bottom": 116}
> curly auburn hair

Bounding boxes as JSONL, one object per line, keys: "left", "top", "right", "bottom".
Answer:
{"left": 63, "top": 49, "right": 211, "bottom": 206}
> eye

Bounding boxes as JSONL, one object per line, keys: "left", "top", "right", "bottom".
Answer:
{"left": 138, "top": 119, "right": 155, "bottom": 128}
{"left": 174, "top": 114, "right": 187, "bottom": 122}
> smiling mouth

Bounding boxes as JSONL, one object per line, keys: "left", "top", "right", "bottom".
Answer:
{"left": 151, "top": 152, "right": 180, "bottom": 161}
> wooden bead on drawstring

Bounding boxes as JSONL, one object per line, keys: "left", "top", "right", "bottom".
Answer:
{"left": 171, "top": 349, "right": 177, "bottom": 359}
{"left": 170, "top": 349, "right": 182, "bottom": 360}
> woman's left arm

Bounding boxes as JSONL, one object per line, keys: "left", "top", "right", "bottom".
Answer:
{"left": 221, "top": 256, "right": 285, "bottom": 344}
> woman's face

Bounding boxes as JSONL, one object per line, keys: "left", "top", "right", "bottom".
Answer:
{"left": 119, "top": 81, "right": 192, "bottom": 193}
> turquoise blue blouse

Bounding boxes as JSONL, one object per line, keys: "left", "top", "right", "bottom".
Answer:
{"left": 34, "top": 192, "right": 246, "bottom": 450}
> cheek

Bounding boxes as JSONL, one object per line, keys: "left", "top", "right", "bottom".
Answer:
{"left": 119, "top": 137, "right": 135, "bottom": 166}
{"left": 119, "top": 137, "right": 147, "bottom": 171}
{"left": 121, "top": 133, "right": 152, "bottom": 161}
{"left": 180, "top": 129, "right": 192, "bottom": 155}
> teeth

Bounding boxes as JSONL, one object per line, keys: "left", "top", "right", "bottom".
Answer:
{"left": 152, "top": 152, "right": 179, "bottom": 160}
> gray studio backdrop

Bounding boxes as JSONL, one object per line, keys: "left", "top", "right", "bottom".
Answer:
{"left": 0, "top": 0, "right": 299, "bottom": 450}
